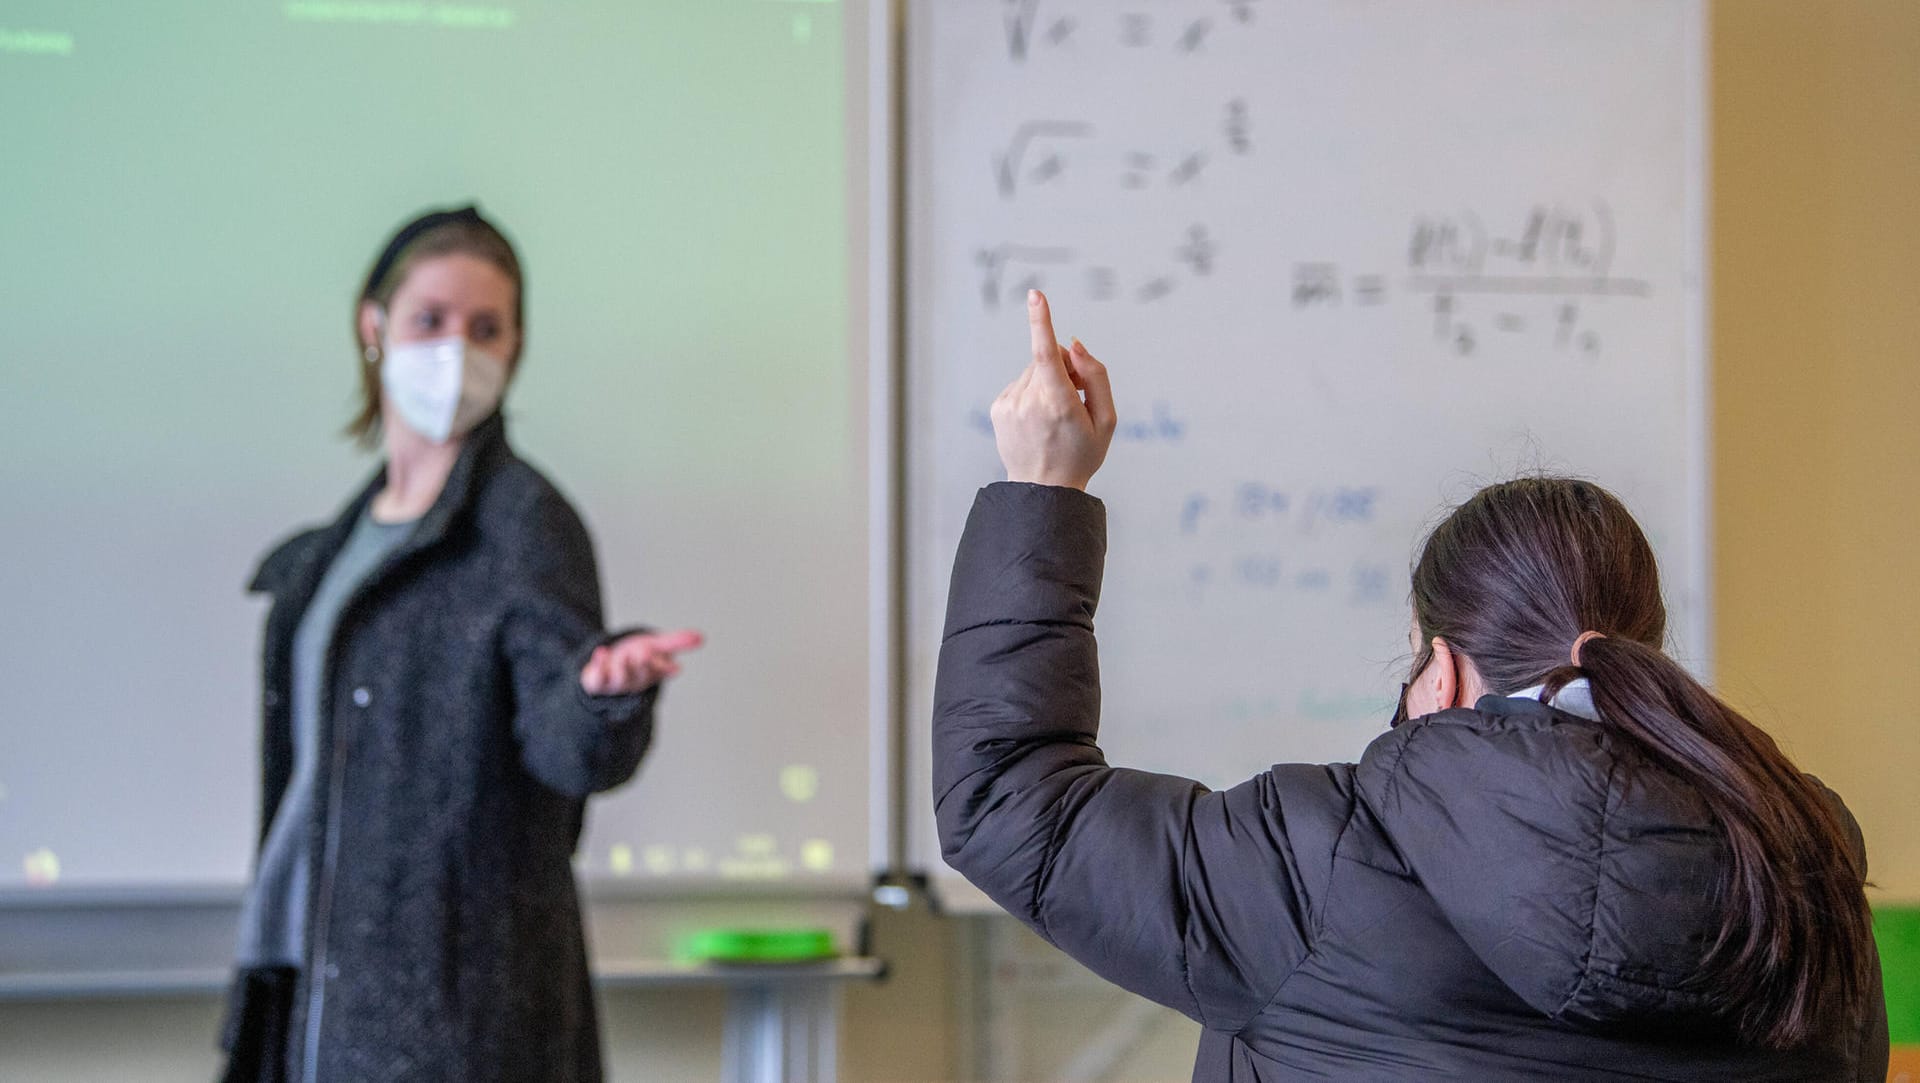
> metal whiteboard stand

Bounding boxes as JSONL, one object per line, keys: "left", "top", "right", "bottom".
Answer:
{"left": 725, "top": 981, "right": 838, "bottom": 1083}
{"left": 598, "top": 957, "right": 885, "bottom": 1083}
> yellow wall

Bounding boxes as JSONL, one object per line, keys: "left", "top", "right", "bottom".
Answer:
{"left": 1711, "top": 0, "right": 1920, "bottom": 902}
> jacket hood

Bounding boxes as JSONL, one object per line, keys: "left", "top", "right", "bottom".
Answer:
{"left": 1360, "top": 694, "right": 1730, "bottom": 1030}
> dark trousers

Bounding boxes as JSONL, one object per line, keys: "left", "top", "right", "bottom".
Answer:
{"left": 218, "top": 966, "right": 297, "bottom": 1083}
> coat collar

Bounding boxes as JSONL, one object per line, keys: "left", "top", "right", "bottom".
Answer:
{"left": 376, "top": 410, "right": 510, "bottom": 554}
{"left": 270, "top": 412, "right": 510, "bottom": 608}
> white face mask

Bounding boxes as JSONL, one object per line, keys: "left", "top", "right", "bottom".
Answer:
{"left": 378, "top": 334, "right": 509, "bottom": 444}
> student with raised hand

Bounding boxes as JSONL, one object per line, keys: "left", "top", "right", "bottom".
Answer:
{"left": 932, "top": 289, "right": 1887, "bottom": 1081}
{"left": 219, "top": 205, "right": 703, "bottom": 1083}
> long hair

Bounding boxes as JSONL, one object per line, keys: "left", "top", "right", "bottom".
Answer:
{"left": 1410, "top": 477, "right": 1872, "bottom": 1049}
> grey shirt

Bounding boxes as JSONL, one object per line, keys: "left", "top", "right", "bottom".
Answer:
{"left": 236, "top": 509, "right": 414, "bottom": 967}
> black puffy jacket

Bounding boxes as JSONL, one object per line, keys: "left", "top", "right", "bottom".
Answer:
{"left": 220, "top": 414, "right": 656, "bottom": 1083}
{"left": 934, "top": 483, "right": 1888, "bottom": 1082}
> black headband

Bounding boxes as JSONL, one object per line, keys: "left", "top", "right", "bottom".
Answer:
{"left": 359, "top": 204, "right": 488, "bottom": 303}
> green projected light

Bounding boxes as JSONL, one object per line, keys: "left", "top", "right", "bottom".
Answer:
{"left": 282, "top": 3, "right": 516, "bottom": 29}
{"left": 0, "top": 28, "right": 74, "bottom": 55}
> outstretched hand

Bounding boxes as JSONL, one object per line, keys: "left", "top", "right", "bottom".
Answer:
{"left": 989, "top": 290, "right": 1117, "bottom": 491}
{"left": 580, "top": 629, "right": 705, "bottom": 696}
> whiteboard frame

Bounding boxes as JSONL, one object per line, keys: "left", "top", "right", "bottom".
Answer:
{"left": 1681, "top": 0, "right": 1714, "bottom": 681}
{"left": 866, "top": 0, "right": 908, "bottom": 881}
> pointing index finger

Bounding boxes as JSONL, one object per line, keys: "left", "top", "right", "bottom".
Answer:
{"left": 1028, "top": 290, "right": 1061, "bottom": 368}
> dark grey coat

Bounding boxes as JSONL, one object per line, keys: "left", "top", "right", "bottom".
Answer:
{"left": 220, "top": 414, "right": 656, "bottom": 1083}
{"left": 934, "top": 482, "right": 1889, "bottom": 1083}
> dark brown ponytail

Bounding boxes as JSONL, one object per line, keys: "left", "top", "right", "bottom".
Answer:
{"left": 1410, "top": 477, "right": 1872, "bottom": 1049}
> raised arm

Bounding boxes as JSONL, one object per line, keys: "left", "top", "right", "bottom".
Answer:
{"left": 932, "top": 294, "right": 1349, "bottom": 1030}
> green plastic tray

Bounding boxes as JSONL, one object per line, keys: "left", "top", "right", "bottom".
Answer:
{"left": 673, "top": 928, "right": 839, "bottom": 964}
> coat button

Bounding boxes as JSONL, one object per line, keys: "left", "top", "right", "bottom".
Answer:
{"left": 264, "top": 689, "right": 281, "bottom": 708}
{"left": 325, "top": 963, "right": 340, "bottom": 981}
{"left": 351, "top": 687, "right": 372, "bottom": 708}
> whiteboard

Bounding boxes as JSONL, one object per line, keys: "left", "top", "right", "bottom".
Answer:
{"left": 905, "top": 0, "right": 1708, "bottom": 909}
{"left": 0, "top": 0, "right": 887, "bottom": 903}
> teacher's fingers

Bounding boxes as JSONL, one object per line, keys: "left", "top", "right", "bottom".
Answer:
{"left": 1067, "top": 339, "right": 1116, "bottom": 434}
{"left": 605, "top": 630, "right": 702, "bottom": 664}
{"left": 583, "top": 641, "right": 691, "bottom": 695}
{"left": 610, "top": 641, "right": 657, "bottom": 677}
{"left": 650, "top": 629, "right": 706, "bottom": 653}
{"left": 580, "top": 649, "right": 608, "bottom": 694}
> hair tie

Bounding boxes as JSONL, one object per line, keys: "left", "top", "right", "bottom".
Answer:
{"left": 1571, "top": 630, "right": 1606, "bottom": 666}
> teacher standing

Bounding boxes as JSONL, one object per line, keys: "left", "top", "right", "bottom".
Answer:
{"left": 219, "top": 206, "right": 703, "bottom": 1083}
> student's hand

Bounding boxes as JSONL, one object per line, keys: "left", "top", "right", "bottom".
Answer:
{"left": 580, "top": 629, "right": 705, "bottom": 696}
{"left": 990, "top": 290, "right": 1117, "bottom": 491}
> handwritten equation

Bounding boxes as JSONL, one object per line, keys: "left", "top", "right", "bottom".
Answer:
{"left": 1178, "top": 482, "right": 1381, "bottom": 535}
{"left": 1289, "top": 202, "right": 1650, "bottom": 358}
{"left": 970, "top": 201, "right": 1651, "bottom": 360}
{"left": 1170, "top": 482, "right": 1394, "bottom": 608}
{"left": 976, "top": 223, "right": 1216, "bottom": 309}
{"left": 1184, "top": 556, "right": 1395, "bottom": 607}
{"left": 950, "top": 5, "right": 1669, "bottom": 381}
{"left": 1004, "top": 0, "right": 1264, "bottom": 63}
{"left": 994, "top": 100, "right": 1252, "bottom": 199}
